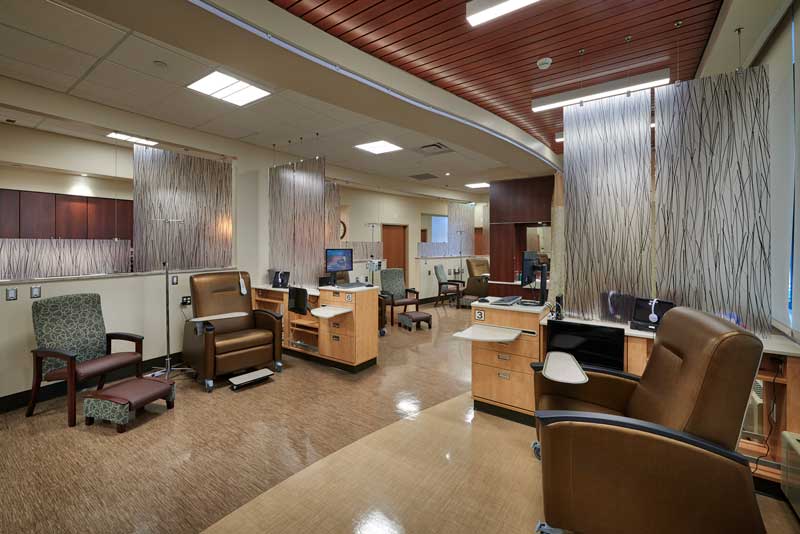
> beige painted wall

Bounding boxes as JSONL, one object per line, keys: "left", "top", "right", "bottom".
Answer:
{"left": 0, "top": 166, "right": 133, "bottom": 199}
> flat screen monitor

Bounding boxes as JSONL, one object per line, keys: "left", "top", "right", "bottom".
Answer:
{"left": 326, "top": 248, "right": 353, "bottom": 273}
{"left": 547, "top": 319, "right": 625, "bottom": 371}
{"left": 632, "top": 298, "right": 675, "bottom": 326}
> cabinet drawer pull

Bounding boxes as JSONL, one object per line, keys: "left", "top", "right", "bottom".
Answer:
{"left": 332, "top": 335, "right": 340, "bottom": 342}
{"left": 497, "top": 371, "right": 511, "bottom": 380}
{"left": 332, "top": 322, "right": 341, "bottom": 328}
{"left": 496, "top": 353, "right": 511, "bottom": 361}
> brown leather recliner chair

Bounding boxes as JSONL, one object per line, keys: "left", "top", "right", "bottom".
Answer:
{"left": 532, "top": 307, "right": 765, "bottom": 534}
{"left": 466, "top": 257, "right": 489, "bottom": 277}
{"left": 182, "top": 272, "right": 282, "bottom": 392}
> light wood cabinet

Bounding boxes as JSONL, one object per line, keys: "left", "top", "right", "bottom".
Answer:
{"left": 472, "top": 362, "right": 535, "bottom": 413}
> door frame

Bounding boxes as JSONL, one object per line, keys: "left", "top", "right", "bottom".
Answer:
{"left": 381, "top": 224, "right": 408, "bottom": 283}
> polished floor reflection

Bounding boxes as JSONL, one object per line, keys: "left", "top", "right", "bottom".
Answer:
{"left": 204, "top": 393, "right": 542, "bottom": 534}
{"left": 0, "top": 304, "right": 472, "bottom": 534}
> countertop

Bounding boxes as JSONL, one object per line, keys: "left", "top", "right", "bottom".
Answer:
{"left": 252, "top": 284, "right": 380, "bottom": 295}
{"left": 470, "top": 296, "right": 546, "bottom": 315}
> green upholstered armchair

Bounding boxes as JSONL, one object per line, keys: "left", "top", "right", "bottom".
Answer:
{"left": 28, "top": 293, "right": 143, "bottom": 427}
{"left": 434, "top": 264, "right": 463, "bottom": 307}
{"left": 379, "top": 268, "right": 419, "bottom": 326}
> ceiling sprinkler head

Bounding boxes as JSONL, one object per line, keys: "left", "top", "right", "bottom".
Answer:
{"left": 537, "top": 57, "right": 553, "bottom": 70}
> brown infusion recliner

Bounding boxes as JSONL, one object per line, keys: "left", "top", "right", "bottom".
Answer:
{"left": 182, "top": 272, "right": 282, "bottom": 392}
{"left": 533, "top": 307, "right": 765, "bottom": 534}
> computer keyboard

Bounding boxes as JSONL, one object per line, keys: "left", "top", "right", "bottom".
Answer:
{"left": 493, "top": 296, "right": 522, "bottom": 306}
{"left": 337, "top": 282, "right": 367, "bottom": 289}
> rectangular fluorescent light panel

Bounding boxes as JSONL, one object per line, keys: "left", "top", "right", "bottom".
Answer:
{"left": 466, "top": 0, "right": 540, "bottom": 27}
{"left": 465, "top": 182, "right": 491, "bottom": 189}
{"left": 106, "top": 132, "right": 158, "bottom": 146}
{"left": 532, "top": 69, "right": 670, "bottom": 112}
{"left": 354, "top": 141, "right": 403, "bottom": 154}
{"left": 187, "top": 71, "right": 270, "bottom": 106}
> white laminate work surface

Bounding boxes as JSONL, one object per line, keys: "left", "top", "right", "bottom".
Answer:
{"left": 252, "top": 285, "right": 379, "bottom": 295}
{"left": 191, "top": 312, "right": 249, "bottom": 322}
{"left": 542, "top": 352, "right": 588, "bottom": 384}
{"left": 310, "top": 306, "right": 353, "bottom": 319}
{"left": 539, "top": 315, "right": 655, "bottom": 339}
{"left": 453, "top": 324, "right": 522, "bottom": 343}
{"left": 471, "top": 297, "right": 546, "bottom": 315}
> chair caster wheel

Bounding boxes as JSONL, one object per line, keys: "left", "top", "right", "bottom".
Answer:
{"left": 535, "top": 521, "right": 569, "bottom": 534}
{"left": 275, "top": 361, "right": 283, "bottom": 373}
{"left": 532, "top": 440, "right": 541, "bottom": 460}
{"left": 379, "top": 329, "right": 386, "bottom": 337}
{"left": 203, "top": 379, "right": 214, "bottom": 393}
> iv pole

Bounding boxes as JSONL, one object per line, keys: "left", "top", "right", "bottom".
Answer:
{"left": 148, "top": 218, "right": 194, "bottom": 380}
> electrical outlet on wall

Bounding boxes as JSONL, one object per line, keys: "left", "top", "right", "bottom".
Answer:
{"left": 30, "top": 286, "right": 41, "bottom": 299}
{"left": 6, "top": 288, "right": 17, "bottom": 301}
{"left": 181, "top": 296, "right": 192, "bottom": 306}
{"left": 171, "top": 275, "right": 178, "bottom": 285}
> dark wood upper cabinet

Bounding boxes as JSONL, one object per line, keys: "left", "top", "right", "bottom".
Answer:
{"left": 87, "top": 197, "right": 116, "bottom": 239}
{"left": 0, "top": 189, "right": 20, "bottom": 238}
{"left": 55, "top": 194, "right": 87, "bottom": 239}
{"left": 490, "top": 176, "right": 555, "bottom": 224}
{"left": 115, "top": 199, "right": 133, "bottom": 240}
{"left": 20, "top": 191, "right": 55, "bottom": 239}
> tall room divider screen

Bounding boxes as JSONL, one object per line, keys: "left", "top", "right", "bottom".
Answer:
{"left": 655, "top": 67, "right": 771, "bottom": 333}
{"left": 563, "top": 91, "right": 653, "bottom": 320}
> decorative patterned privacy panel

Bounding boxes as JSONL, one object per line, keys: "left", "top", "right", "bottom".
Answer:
{"left": 268, "top": 157, "right": 326, "bottom": 286}
{"left": 563, "top": 91, "right": 653, "bottom": 320}
{"left": 447, "top": 201, "right": 475, "bottom": 257}
{"left": 0, "top": 239, "right": 130, "bottom": 280}
{"left": 325, "top": 182, "right": 341, "bottom": 248}
{"left": 133, "top": 146, "right": 232, "bottom": 272}
{"left": 655, "top": 67, "right": 771, "bottom": 333}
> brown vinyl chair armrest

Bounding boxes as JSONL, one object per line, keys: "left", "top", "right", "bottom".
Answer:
{"left": 532, "top": 363, "right": 640, "bottom": 414}
{"left": 32, "top": 348, "right": 77, "bottom": 361}
{"left": 254, "top": 309, "right": 283, "bottom": 363}
{"left": 447, "top": 279, "right": 465, "bottom": 286}
{"left": 106, "top": 332, "right": 144, "bottom": 355}
{"left": 405, "top": 288, "right": 420, "bottom": 300}
{"left": 535, "top": 411, "right": 763, "bottom": 534}
{"left": 380, "top": 291, "right": 396, "bottom": 305}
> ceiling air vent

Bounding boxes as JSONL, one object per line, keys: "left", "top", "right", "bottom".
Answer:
{"left": 410, "top": 173, "right": 438, "bottom": 181}
{"left": 416, "top": 142, "right": 453, "bottom": 156}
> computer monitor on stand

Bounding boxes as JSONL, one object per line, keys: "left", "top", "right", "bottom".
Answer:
{"left": 325, "top": 248, "right": 354, "bottom": 287}
{"left": 522, "top": 252, "right": 548, "bottom": 305}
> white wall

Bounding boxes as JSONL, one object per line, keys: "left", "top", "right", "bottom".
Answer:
{"left": 0, "top": 166, "right": 133, "bottom": 199}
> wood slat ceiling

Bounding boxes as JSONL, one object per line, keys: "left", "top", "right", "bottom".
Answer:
{"left": 271, "top": 0, "right": 722, "bottom": 155}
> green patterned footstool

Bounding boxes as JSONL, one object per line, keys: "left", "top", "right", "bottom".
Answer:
{"left": 84, "top": 377, "right": 175, "bottom": 433}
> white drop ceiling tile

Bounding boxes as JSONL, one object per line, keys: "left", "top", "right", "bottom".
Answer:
{"left": 0, "top": 25, "right": 96, "bottom": 77}
{"left": 196, "top": 115, "right": 260, "bottom": 140}
{"left": 0, "top": 55, "right": 77, "bottom": 92}
{"left": 108, "top": 35, "right": 211, "bottom": 86}
{"left": 0, "top": 0, "right": 125, "bottom": 56}
{"left": 84, "top": 60, "right": 177, "bottom": 100}
{"left": 71, "top": 79, "right": 167, "bottom": 117}
{"left": 151, "top": 88, "right": 231, "bottom": 128}
{"left": 0, "top": 107, "right": 44, "bottom": 128}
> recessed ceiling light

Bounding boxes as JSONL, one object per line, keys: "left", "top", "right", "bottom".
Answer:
{"left": 187, "top": 71, "right": 270, "bottom": 106}
{"left": 465, "top": 182, "right": 491, "bottom": 189}
{"left": 355, "top": 141, "right": 403, "bottom": 154}
{"left": 80, "top": 173, "right": 88, "bottom": 177}
{"left": 106, "top": 132, "right": 158, "bottom": 146}
{"left": 531, "top": 68, "right": 670, "bottom": 112}
{"left": 466, "top": 0, "right": 541, "bottom": 27}
{"left": 445, "top": 172, "right": 451, "bottom": 176}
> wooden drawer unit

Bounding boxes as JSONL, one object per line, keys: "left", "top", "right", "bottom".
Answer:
{"left": 319, "top": 332, "right": 355, "bottom": 363}
{"left": 472, "top": 347, "right": 535, "bottom": 374}
{"left": 471, "top": 306, "right": 540, "bottom": 333}
{"left": 472, "top": 362, "right": 535, "bottom": 413}
{"left": 473, "top": 332, "right": 539, "bottom": 359}
{"left": 318, "top": 312, "right": 355, "bottom": 338}
{"left": 319, "top": 290, "right": 355, "bottom": 306}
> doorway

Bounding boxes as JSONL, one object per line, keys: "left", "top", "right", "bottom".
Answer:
{"left": 474, "top": 227, "right": 487, "bottom": 255}
{"left": 382, "top": 224, "right": 408, "bottom": 282}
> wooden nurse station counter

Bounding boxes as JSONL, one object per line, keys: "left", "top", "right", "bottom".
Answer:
{"left": 251, "top": 284, "right": 379, "bottom": 372}
{"left": 454, "top": 296, "right": 800, "bottom": 482}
